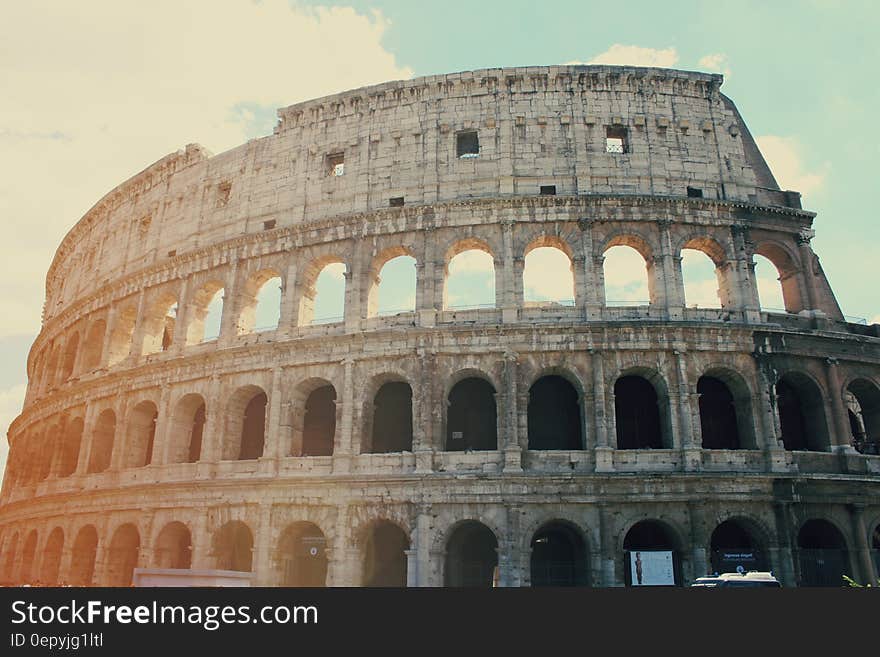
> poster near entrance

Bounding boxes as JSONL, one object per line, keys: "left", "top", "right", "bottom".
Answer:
{"left": 713, "top": 551, "right": 759, "bottom": 575}
{"left": 628, "top": 550, "right": 675, "bottom": 586}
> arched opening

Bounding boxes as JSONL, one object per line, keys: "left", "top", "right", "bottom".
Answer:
{"left": 153, "top": 522, "right": 192, "bottom": 569}
{"left": 623, "top": 521, "right": 680, "bottom": 586}
{"left": 140, "top": 293, "right": 178, "bottom": 355}
{"left": 308, "top": 262, "right": 347, "bottom": 325}
{"left": 223, "top": 387, "right": 267, "bottom": 461}
{"left": 69, "top": 526, "right": 98, "bottom": 586}
{"left": 444, "top": 521, "right": 498, "bottom": 587}
{"left": 238, "top": 271, "right": 282, "bottom": 334}
{"left": 368, "top": 381, "right": 413, "bottom": 453}
{"left": 797, "top": 519, "right": 850, "bottom": 587}
{"left": 603, "top": 242, "right": 652, "bottom": 306}
{"left": 19, "top": 530, "right": 37, "bottom": 584}
{"left": 753, "top": 243, "right": 804, "bottom": 313}
{"left": 87, "top": 409, "right": 116, "bottom": 473}
{"left": 614, "top": 374, "right": 669, "bottom": 449}
{"left": 528, "top": 375, "right": 583, "bottom": 450}
{"left": 446, "top": 377, "right": 497, "bottom": 451}
{"left": 42, "top": 345, "right": 60, "bottom": 391}
{"left": 698, "top": 376, "right": 741, "bottom": 449}
{"left": 60, "top": 333, "right": 79, "bottom": 381}
{"left": 776, "top": 374, "right": 829, "bottom": 452}
{"left": 681, "top": 246, "right": 723, "bottom": 308}
{"left": 37, "top": 430, "right": 54, "bottom": 481}
{"left": 277, "top": 523, "right": 327, "bottom": 587}
{"left": 168, "top": 394, "right": 207, "bottom": 464}
{"left": 530, "top": 521, "right": 589, "bottom": 586}
{"left": 80, "top": 319, "right": 106, "bottom": 372}
{"left": 299, "top": 385, "right": 336, "bottom": 457}
{"left": 124, "top": 401, "right": 158, "bottom": 468}
{"left": 213, "top": 521, "right": 253, "bottom": 572}
{"left": 846, "top": 379, "right": 880, "bottom": 455}
{"left": 709, "top": 520, "right": 767, "bottom": 575}
{"left": 443, "top": 243, "right": 495, "bottom": 310}
{"left": 523, "top": 245, "right": 574, "bottom": 306}
{"left": 107, "top": 306, "right": 137, "bottom": 366}
{"left": 40, "top": 527, "right": 64, "bottom": 585}
{"left": 362, "top": 521, "right": 409, "bottom": 587}
{"left": 185, "top": 281, "right": 225, "bottom": 345}
{"left": 59, "top": 417, "right": 83, "bottom": 476}
{"left": 368, "top": 253, "right": 417, "bottom": 317}
{"left": 753, "top": 254, "right": 786, "bottom": 312}
{"left": 106, "top": 524, "right": 140, "bottom": 587}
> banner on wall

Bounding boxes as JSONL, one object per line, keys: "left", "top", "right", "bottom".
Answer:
{"left": 628, "top": 550, "right": 674, "bottom": 586}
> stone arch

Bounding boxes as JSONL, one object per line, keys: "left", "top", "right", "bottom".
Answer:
{"left": 621, "top": 519, "right": 684, "bottom": 586}
{"left": 107, "top": 305, "right": 137, "bottom": 366}
{"left": 362, "top": 373, "right": 413, "bottom": 454}
{"left": 213, "top": 520, "right": 254, "bottom": 572}
{"left": 185, "top": 279, "right": 225, "bottom": 345}
{"left": 139, "top": 291, "right": 178, "bottom": 355}
{"left": 442, "top": 238, "right": 496, "bottom": 310}
{"left": 708, "top": 517, "right": 770, "bottom": 575}
{"left": 123, "top": 400, "right": 158, "bottom": 468}
{"left": 612, "top": 367, "right": 673, "bottom": 449}
{"left": 60, "top": 331, "right": 80, "bottom": 381}
{"left": 80, "top": 318, "right": 106, "bottom": 372}
{"left": 527, "top": 374, "right": 584, "bottom": 450}
{"left": 445, "top": 372, "right": 498, "bottom": 451}
{"left": 522, "top": 235, "right": 576, "bottom": 306}
{"left": 680, "top": 236, "right": 732, "bottom": 309}
{"left": 40, "top": 527, "right": 64, "bottom": 585}
{"left": 698, "top": 367, "right": 757, "bottom": 449}
{"left": 359, "top": 519, "right": 410, "bottom": 587}
{"left": 19, "top": 529, "right": 38, "bottom": 584}
{"left": 443, "top": 520, "right": 499, "bottom": 587}
{"left": 291, "top": 378, "right": 337, "bottom": 457}
{"left": 775, "top": 370, "right": 830, "bottom": 452}
{"left": 69, "top": 525, "right": 98, "bottom": 586}
{"left": 42, "top": 344, "right": 61, "bottom": 391}
{"left": 106, "top": 523, "right": 140, "bottom": 586}
{"left": 753, "top": 241, "right": 805, "bottom": 313}
{"left": 87, "top": 409, "right": 116, "bottom": 473}
{"left": 796, "top": 518, "right": 852, "bottom": 587}
{"left": 58, "top": 415, "right": 84, "bottom": 477}
{"left": 601, "top": 233, "right": 655, "bottom": 306}
{"left": 167, "top": 393, "right": 207, "bottom": 464}
{"left": 223, "top": 385, "right": 268, "bottom": 460}
{"left": 238, "top": 268, "right": 283, "bottom": 334}
{"left": 530, "top": 519, "right": 590, "bottom": 587}
{"left": 298, "top": 255, "right": 347, "bottom": 326}
{"left": 153, "top": 521, "right": 192, "bottom": 569}
{"left": 844, "top": 377, "right": 880, "bottom": 455}
{"left": 276, "top": 521, "right": 328, "bottom": 587}
{"left": 366, "top": 246, "right": 417, "bottom": 318}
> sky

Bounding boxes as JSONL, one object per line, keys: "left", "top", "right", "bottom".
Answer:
{"left": 1, "top": 0, "right": 878, "bottom": 482}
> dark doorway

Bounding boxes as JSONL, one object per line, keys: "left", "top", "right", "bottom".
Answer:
{"left": 188, "top": 404, "right": 206, "bottom": 463}
{"left": 709, "top": 520, "right": 766, "bottom": 575}
{"left": 279, "top": 523, "right": 327, "bottom": 587}
{"left": 214, "top": 521, "right": 253, "bottom": 572}
{"left": 797, "top": 519, "right": 849, "bottom": 587}
{"left": 623, "top": 521, "right": 680, "bottom": 586}
{"left": 530, "top": 522, "right": 588, "bottom": 586}
{"left": 40, "top": 528, "right": 64, "bottom": 585}
{"left": 362, "top": 522, "right": 409, "bottom": 587}
{"left": 444, "top": 521, "right": 498, "bottom": 587}
{"left": 302, "top": 386, "right": 336, "bottom": 456}
{"left": 370, "top": 382, "right": 413, "bottom": 453}
{"left": 698, "top": 376, "right": 741, "bottom": 449}
{"left": 614, "top": 376, "right": 663, "bottom": 449}
{"left": 239, "top": 392, "right": 267, "bottom": 460}
{"left": 528, "top": 376, "right": 583, "bottom": 450}
{"left": 776, "top": 375, "right": 828, "bottom": 451}
{"left": 69, "top": 526, "right": 98, "bottom": 586}
{"left": 446, "top": 378, "right": 497, "bottom": 451}
{"left": 106, "top": 524, "right": 140, "bottom": 587}
{"left": 154, "top": 522, "right": 192, "bottom": 570}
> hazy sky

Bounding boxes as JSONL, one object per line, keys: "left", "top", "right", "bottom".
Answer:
{"left": 1, "top": 0, "right": 878, "bottom": 481}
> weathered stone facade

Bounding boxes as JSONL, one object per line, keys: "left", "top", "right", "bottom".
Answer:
{"left": 1, "top": 65, "right": 879, "bottom": 587}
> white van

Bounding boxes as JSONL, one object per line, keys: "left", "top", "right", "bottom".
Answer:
{"left": 691, "top": 571, "right": 782, "bottom": 587}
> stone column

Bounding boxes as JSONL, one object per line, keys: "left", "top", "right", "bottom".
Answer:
{"left": 218, "top": 260, "right": 241, "bottom": 347}
{"left": 139, "top": 511, "right": 155, "bottom": 571}
{"left": 674, "top": 350, "right": 700, "bottom": 470}
{"left": 502, "top": 351, "right": 522, "bottom": 472}
{"left": 731, "top": 224, "right": 761, "bottom": 322}
{"left": 656, "top": 219, "right": 684, "bottom": 319}
{"left": 109, "top": 396, "right": 130, "bottom": 471}
{"left": 171, "top": 277, "right": 190, "bottom": 353}
{"left": 265, "top": 366, "right": 285, "bottom": 463}
{"left": 279, "top": 260, "right": 298, "bottom": 335}
{"left": 505, "top": 505, "right": 523, "bottom": 587}
{"left": 688, "top": 502, "right": 709, "bottom": 578}
{"left": 592, "top": 349, "right": 613, "bottom": 472}
{"left": 190, "top": 513, "right": 213, "bottom": 570}
{"left": 125, "top": 289, "right": 147, "bottom": 366}
{"left": 344, "top": 240, "right": 365, "bottom": 332}
{"left": 499, "top": 220, "right": 518, "bottom": 323}
{"left": 333, "top": 358, "right": 355, "bottom": 473}
{"left": 75, "top": 405, "right": 98, "bottom": 475}
{"left": 253, "top": 504, "right": 273, "bottom": 586}
{"left": 796, "top": 230, "right": 819, "bottom": 313}
{"left": 771, "top": 501, "right": 797, "bottom": 587}
{"left": 414, "top": 350, "right": 434, "bottom": 473}
{"left": 825, "top": 358, "right": 855, "bottom": 453}
{"left": 417, "top": 224, "right": 438, "bottom": 327}
{"left": 200, "top": 375, "right": 223, "bottom": 464}
{"left": 598, "top": 503, "right": 617, "bottom": 586}
{"left": 578, "top": 218, "right": 602, "bottom": 319}
{"left": 849, "top": 504, "right": 878, "bottom": 585}
{"left": 753, "top": 353, "right": 787, "bottom": 471}
{"left": 153, "top": 384, "right": 172, "bottom": 466}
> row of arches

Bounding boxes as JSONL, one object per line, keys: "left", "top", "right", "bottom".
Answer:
{"left": 10, "top": 367, "right": 880, "bottom": 487}
{"left": 31, "top": 230, "right": 804, "bottom": 396}
{"left": 3, "top": 514, "right": 875, "bottom": 587}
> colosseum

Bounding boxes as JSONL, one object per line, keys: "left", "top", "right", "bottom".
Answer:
{"left": 0, "top": 64, "right": 878, "bottom": 588}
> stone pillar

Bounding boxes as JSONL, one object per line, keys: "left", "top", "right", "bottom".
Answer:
{"left": 688, "top": 502, "right": 709, "bottom": 578}
{"left": 506, "top": 505, "right": 523, "bottom": 587}
{"left": 731, "top": 225, "right": 761, "bottom": 322}
{"left": 190, "top": 513, "right": 212, "bottom": 570}
{"left": 153, "top": 384, "right": 172, "bottom": 466}
{"left": 414, "top": 351, "right": 434, "bottom": 473}
{"left": 825, "top": 358, "right": 855, "bottom": 453}
{"left": 674, "top": 350, "right": 700, "bottom": 470}
{"left": 75, "top": 405, "right": 98, "bottom": 475}
{"left": 578, "top": 218, "right": 602, "bottom": 319}
{"left": 771, "top": 501, "right": 797, "bottom": 587}
{"left": 253, "top": 504, "right": 273, "bottom": 586}
{"left": 499, "top": 219, "right": 518, "bottom": 323}
{"left": 796, "top": 230, "right": 819, "bottom": 312}
{"left": 139, "top": 511, "right": 156, "bottom": 571}
{"left": 657, "top": 219, "right": 684, "bottom": 319}
{"left": 598, "top": 503, "right": 617, "bottom": 586}
{"left": 265, "top": 366, "right": 284, "bottom": 463}
{"left": 125, "top": 289, "right": 147, "bottom": 366}
{"left": 333, "top": 358, "right": 355, "bottom": 473}
{"left": 753, "top": 354, "right": 787, "bottom": 471}
{"left": 109, "top": 396, "right": 130, "bottom": 471}
{"left": 171, "top": 277, "right": 191, "bottom": 354}
{"left": 592, "top": 349, "right": 613, "bottom": 472}
{"left": 279, "top": 260, "right": 298, "bottom": 335}
{"left": 405, "top": 548, "right": 417, "bottom": 587}
{"left": 200, "top": 376, "right": 223, "bottom": 464}
{"left": 502, "top": 351, "right": 522, "bottom": 472}
{"left": 849, "top": 504, "right": 878, "bottom": 585}
{"left": 91, "top": 518, "right": 110, "bottom": 586}
{"left": 417, "top": 225, "right": 438, "bottom": 327}
{"left": 218, "top": 260, "right": 241, "bottom": 347}
{"left": 344, "top": 240, "right": 364, "bottom": 332}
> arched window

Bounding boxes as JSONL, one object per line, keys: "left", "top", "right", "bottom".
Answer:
{"left": 753, "top": 254, "right": 786, "bottom": 312}
{"left": 527, "top": 375, "right": 583, "bottom": 450}
{"left": 69, "top": 526, "right": 98, "bottom": 586}
{"left": 446, "top": 377, "right": 497, "bottom": 451}
{"left": 106, "top": 524, "right": 140, "bottom": 587}
{"left": 40, "top": 528, "right": 64, "bottom": 585}
{"left": 681, "top": 248, "right": 722, "bottom": 308}
{"left": 845, "top": 379, "right": 880, "bottom": 455}
{"left": 238, "top": 271, "right": 282, "bottom": 334}
{"left": 58, "top": 417, "right": 84, "bottom": 477}
{"left": 797, "top": 520, "right": 850, "bottom": 587}
{"left": 443, "top": 244, "right": 495, "bottom": 310}
{"left": 80, "top": 319, "right": 106, "bottom": 372}
{"left": 603, "top": 244, "right": 651, "bottom": 306}
{"left": 362, "top": 521, "right": 409, "bottom": 587}
{"left": 185, "top": 282, "right": 224, "bottom": 345}
{"left": 367, "top": 381, "right": 413, "bottom": 453}
{"left": 19, "top": 530, "right": 37, "bottom": 584}
{"left": 107, "top": 306, "right": 137, "bottom": 366}
{"left": 523, "top": 246, "right": 574, "bottom": 306}
{"left": 697, "top": 376, "right": 741, "bottom": 449}
{"left": 623, "top": 521, "right": 680, "bottom": 586}
{"left": 277, "top": 523, "right": 327, "bottom": 587}
{"left": 776, "top": 374, "right": 829, "bottom": 452}
{"left": 298, "top": 384, "right": 336, "bottom": 457}
{"left": 124, "top": 401, "right": 158, "bottom": 468}
{"left": 753, "top": 243, "right": 804, "bottom": 313}
{"left": 140, "top": 294, "right": 178, "bottom": 355}
{"left": 168, "top": 394, "right": 206, "bottom": 464}
{"left": 238, "top": 391, "right": 267, "bottom": 460}
{"left": 368, "top": 253, "right": 417, "bottom": 317}
{"left": 213, "top": 521, "right": 253, "bottom": 572}
{"left": 60, "top": 333, "right": 79, "bottom": 381}
{"left": 153, "top": 522, "right": 192, "bottom": 570}
{"left": 87, "top": 409, "right": 116, "bottom": 473}
{"left": 614, "top": 374, "right": 669, "bottom": 449}
{"left": 444, "top": 521, "right": 498, "bottom": 587}
{"left": 530, "top": 522, "right": 588, "bottom": 586}
{"left": 311, "top": 263, "right": 347, "bottom": 325}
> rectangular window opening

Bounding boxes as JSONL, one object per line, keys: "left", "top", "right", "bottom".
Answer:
{"left": 686, "top": 186, "right": 703, "bottom": 198}
{"left": 605, "top": 126, "right": 628, "bottom": 154}
{"left": 456, "top": 130, "right": 479, "bottom": 158}
{"left": 389, "top": 196, "right": 405, "bottom": 207}
{"left": 327, "top": 152, "right": 345, "bottom": 176}
{"left": 539, "top": 185, "right": 557, "bottom": 196}
{"left": 263, "top": 219, "right": 277, "bottom": 230}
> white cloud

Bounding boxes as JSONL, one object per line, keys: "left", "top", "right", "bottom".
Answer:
{"left": 448, "top": 250, "right": 495, "bottom": 274}
{"left": 0, "top": 384, "right": 27, "bottom": 487}
{"left": 568, "top": 45, "right": 679, "bottom": 68}
{"left": 603, "top": 246, "right": 650, "bottom": 304}
{"left": 698, "top": 53, "right": 731, "bottom": 77}
{"left": 0, "top": 0, "right": 412, "bottom": 342}
{"left": 755, "top": 136, "right": 830, "bottom": 198}
{"left": 524, "top": 247, "right": 574, "bottom": 302}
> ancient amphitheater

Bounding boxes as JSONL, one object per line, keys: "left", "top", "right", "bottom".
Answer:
{"left": 1, "top": 65, "right": 878, "bottom": 588}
